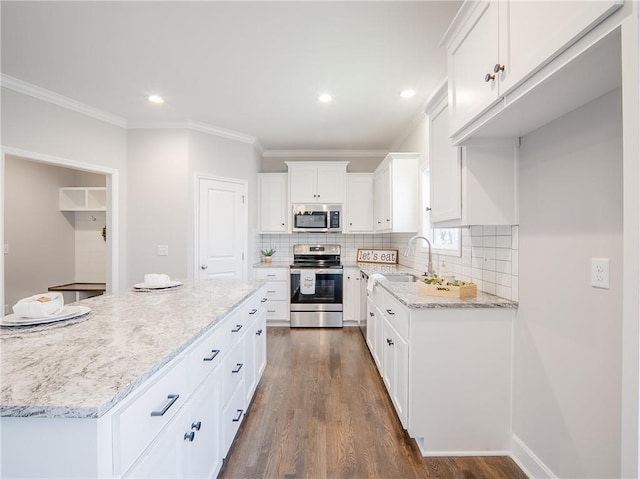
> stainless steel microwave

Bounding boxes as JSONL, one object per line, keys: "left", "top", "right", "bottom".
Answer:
{"left": 292, "top": 204, "right": 342, "bottom": 233}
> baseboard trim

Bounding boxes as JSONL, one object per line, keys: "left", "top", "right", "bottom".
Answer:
{"left": 510, "top": 434, "right": 556, "bottom": 479}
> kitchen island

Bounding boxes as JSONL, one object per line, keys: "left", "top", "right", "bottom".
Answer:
{"left": 0, "top": 279, "right": 267, "bottom": 478}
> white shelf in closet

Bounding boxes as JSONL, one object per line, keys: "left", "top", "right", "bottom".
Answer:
{"left": 59, "top": 187, "right": 106, "bottom": 211}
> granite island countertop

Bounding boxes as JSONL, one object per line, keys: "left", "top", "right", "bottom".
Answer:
{"left": 0, "top": 279, "right": 265, "bottom": 419}
{"left": 353, "top": 262, "right": 518, "bottom": 309}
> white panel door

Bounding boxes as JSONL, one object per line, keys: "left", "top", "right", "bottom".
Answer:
{"left": 198, "top": 178, "right": 246, "bottom": 279}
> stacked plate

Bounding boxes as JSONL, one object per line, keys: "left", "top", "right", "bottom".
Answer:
{"left": 132, "top": 280, "right": 183, "bottom": 292}
{"left": 1, "top": 305, "right": 92, "bottom": 327}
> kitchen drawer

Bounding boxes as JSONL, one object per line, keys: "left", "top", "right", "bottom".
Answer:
{"left": 222, "top": 340, "right": 245, "bottom": 408}
{"left": 264, "top": 281, "right": 288, "bottom": 301}
{"left": 244, "top": 290, "right": 264, "bottom": 325}
{"left": 187, "top": 322, "right": 227, "bottom": 389}
{"left": 113, "top": 357, "right": 189, "bottom": 475}
{"left": 222, "top": 378, "right": 246, "bottom": 457}
{"left": 381, "top": 293, "right": 409, "bottom": 341}
{"left": 219, "top": 309, "right": 245, "bottom": 350}
{"left": 265, "top": 301, "right": 289, "bottom": 321}
{"left": 255, "top": 268, "right": 288, "bottom": 281}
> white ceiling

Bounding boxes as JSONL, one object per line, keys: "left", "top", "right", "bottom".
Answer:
{"left": 1, "top": 1, "right": 461, "bottom": 152}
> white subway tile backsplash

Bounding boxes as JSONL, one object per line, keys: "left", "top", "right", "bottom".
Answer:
{"left": 259, "top": 225, "right": 520, "bottom": 301}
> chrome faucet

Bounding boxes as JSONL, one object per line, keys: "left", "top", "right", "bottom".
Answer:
{"left": 403, "top": 235, "right": 434, "bottom": 277}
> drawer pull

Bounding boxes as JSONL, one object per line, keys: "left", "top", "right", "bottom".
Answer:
{"left": 232, "top": 409, "right": 243, "bottom": 422}
{"left": 267, "top": 274, "right": 276, "bottom": 277}
{"left": 267, "top": 309, "right": 276, "bottom": 313}
{"left": 232, "top": 324, "right": 243, "bottom": 333}
{"left": 150, "top": 394, "right": 180, "bottom": 417}
{"left": 267, "top": 290, "right": 276, "bottom": 294}
{"left": 203, "top": 349, "right": 220, "bottom": 361}
{"left": 191, "top": 421, "right": 202, "bottom": 431}
{"left": 369, "top": 312, "right": 374, "bottom": 317}
{"left": 184, "top": 431, "right": 195, "bottom": 442}
{"left": 232, "top": 363, "right": 243, "bottom": 373}
{"left": 387, "top": 338, "right": 394, "bottom": 346}
{"left": 386, "top": 309, "right": 395, "bottom": 315}
{"left": 256, "top": 329, "right": 263, "bottom": 336}
{"left": 249, "top": 308, "right": 258, "bottom": 315}
{"left": 261, "top": 297, "right": 268, "bottom": 302}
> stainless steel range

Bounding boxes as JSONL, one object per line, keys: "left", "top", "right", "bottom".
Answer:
{"left": 290, "top": 244, "right": 343, "bottom": 328}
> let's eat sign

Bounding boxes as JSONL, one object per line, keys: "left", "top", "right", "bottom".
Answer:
{"left": 356, "top": 249, "right": 398, "bottom": 264}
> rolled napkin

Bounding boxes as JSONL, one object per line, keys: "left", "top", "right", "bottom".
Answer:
{"left": 12, "top": 293, "right": 64, "bottom": 318}
{"left": 144, "top": 273, "right": 171, "bottom": 287}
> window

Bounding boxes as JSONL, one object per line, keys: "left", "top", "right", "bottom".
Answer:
{"left": 420, "top": 165, "right": 461, "bottom": 256}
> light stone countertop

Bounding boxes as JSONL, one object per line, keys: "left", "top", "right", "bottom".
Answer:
{"left": 253, "top": 261, "right": 292, "bottom": 268}
{"left": 0, "top": 279, "right": 265, "bottom": 419}
{"left": 354, "top": 262, "right": 518, "bottom": 309}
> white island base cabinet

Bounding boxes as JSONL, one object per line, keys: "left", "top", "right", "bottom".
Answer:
{"left": 0, "top": 287, "right": 267, "bottom": 479}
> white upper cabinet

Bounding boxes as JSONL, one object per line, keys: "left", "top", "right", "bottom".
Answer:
{"left": 373, "top": 153, "right": 419, "bottom": 233}
{"left": 258, "top": 174, "right": 288, "bottom": 234}
{"left": 442, "top": 0, "right": 623, "bottom": 139}
{"left": 345, "top": 173, "right": 374, "bottom": 233}
{"left": 427, "top": 88, "right": 461, "bottom": 224}
{"left": 59, "top": 187, "right": 106, "bottom": 211}
{"left": 286, "top": 161, "right": 348, "bottom": 204}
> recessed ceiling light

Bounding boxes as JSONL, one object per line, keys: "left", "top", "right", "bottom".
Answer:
{"left": 318, "top": 93, "right": 333, "bottom": 103}
{"left": 400, "top": 89, "right": 416, "bottom": 98}
{"left": 148, "top": 95, "right": 164, "bottom": 104}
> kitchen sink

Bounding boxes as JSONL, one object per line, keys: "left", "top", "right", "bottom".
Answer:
{"left": 383, "top": 274, "right": 419, "bottom": 283}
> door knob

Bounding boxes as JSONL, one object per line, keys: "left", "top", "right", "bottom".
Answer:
{"left": 200, "top": 264, "right": 208, "bottom": 270}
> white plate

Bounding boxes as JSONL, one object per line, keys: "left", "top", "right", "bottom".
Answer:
{"left": 1, "top": 306, "right": 92, "bottom": 327}
{"left": 132, "top": 280, "right": 183, "bottom": 290}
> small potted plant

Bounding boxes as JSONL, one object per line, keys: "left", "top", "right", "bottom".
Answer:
{"left": 260, "top": 248, "right": 276, "bottom": 263}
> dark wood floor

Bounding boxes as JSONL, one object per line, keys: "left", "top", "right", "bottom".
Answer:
{"left": 220, "top": 327, "right": 528, "bottom": 479}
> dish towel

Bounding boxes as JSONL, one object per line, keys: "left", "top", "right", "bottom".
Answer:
{"left": 300, "top": 271, "right": 316, "bottom": 295}
{"left": 367, "top": 273, "right": 386, "bottom": 293}
{"left": 12, "top": 293, "right": 64, "bottom": 318}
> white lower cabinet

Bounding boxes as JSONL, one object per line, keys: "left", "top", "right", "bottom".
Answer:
{"left": 343, "top": 267, "right": 361, "bottom": 323}
{"left": 255, "top": 267, "right": 290, "bottom": 324}
{"left": 366, "top": 282, "right": 513, "bottom": 455}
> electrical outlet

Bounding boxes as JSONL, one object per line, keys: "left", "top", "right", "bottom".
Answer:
{"left": 591, "top": 258, "right": 610, "bottom": 289}
{"left": 157, "top": 245, "right": 169, "bottom": 256}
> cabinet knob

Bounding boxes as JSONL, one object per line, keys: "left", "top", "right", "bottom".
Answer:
{"left": 485, "top": 73, "right": 496, "bottom": 82}
{"left": 426, "top": 206, "right": 432, "bottom": 212}
{"left": 494, "top": 63, "right": 505, "bottom": 73}
{"left": 281, "top": 223, "right": 285, "bottom": 226}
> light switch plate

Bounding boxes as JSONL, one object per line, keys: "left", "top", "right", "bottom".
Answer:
{"left": 591, "top": 258, "right": 610, "bottom": 289}
{"left": 157, "top": 245, "right": 169, "bottom": 256}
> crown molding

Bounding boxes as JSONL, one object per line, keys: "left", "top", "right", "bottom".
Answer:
{"left": 1, "top": 74, "right": 127, "bottom": 128}
{"left": 262, "top": 149, "right": 388, "bottom": 159}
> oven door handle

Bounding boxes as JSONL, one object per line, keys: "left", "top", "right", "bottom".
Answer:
{"left": 290, "top": 269, "right": 343, "bottom": 275}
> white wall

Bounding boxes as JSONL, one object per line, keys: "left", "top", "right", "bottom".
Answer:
{"left": 513, "top": 88, "right": 623, "bottom": 478}
{"left": 1, "top": 88, "right": 128, "bottom": 291}
{"left": 126, "top": 129, "right": 189, "bottom": 284}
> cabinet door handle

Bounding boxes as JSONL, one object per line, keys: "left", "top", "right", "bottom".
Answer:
{"left": 203, "top": 349, "right": 220, "bottom": 361}
{"left": 256, "top": 329, "right": 263, "bottom": 336}
{"left": 191, "top": 421, "right": 202, "bottom": 431}
{"left": 232, "top": 363, "right": 243, "bottom": 373}
{"left": 267, "top": 274, "right": 276, "bottom": 277}
{"left": 369, "top": 311, "right": 374, "bottom": 317}
{"left": 184, "top": 431, "right": 195, "bottom": 442}
{"left": 232, "top": 324, "right": 243, "bottom": 333}
{"left": 232, "top": 409, "right": 243, "bottom": 422}
{"left": 150, "top": 394, "right": 180, "bottom": 416}
{"left": 249, "top": 308, "right": 258, "bottom": 315}
{"left": 386, "top": 309, "right": 395, "bottom": 315}
{"left": 267, "top": 290, "right": 276, "bottom": 293}
{"left": 494, "top": 63, "right": 505, "bottom": 73}
{"left": 485, "top": 72, "right": 496, "bottom": 82}
{"left": 387, "top": 338, "right": 394, "bottom": 346}
{"left": 267, "top": 309, "right": 276, "bottom": 313}
{"left": 261, "top": 297, "right": 268, "bottom": 302}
